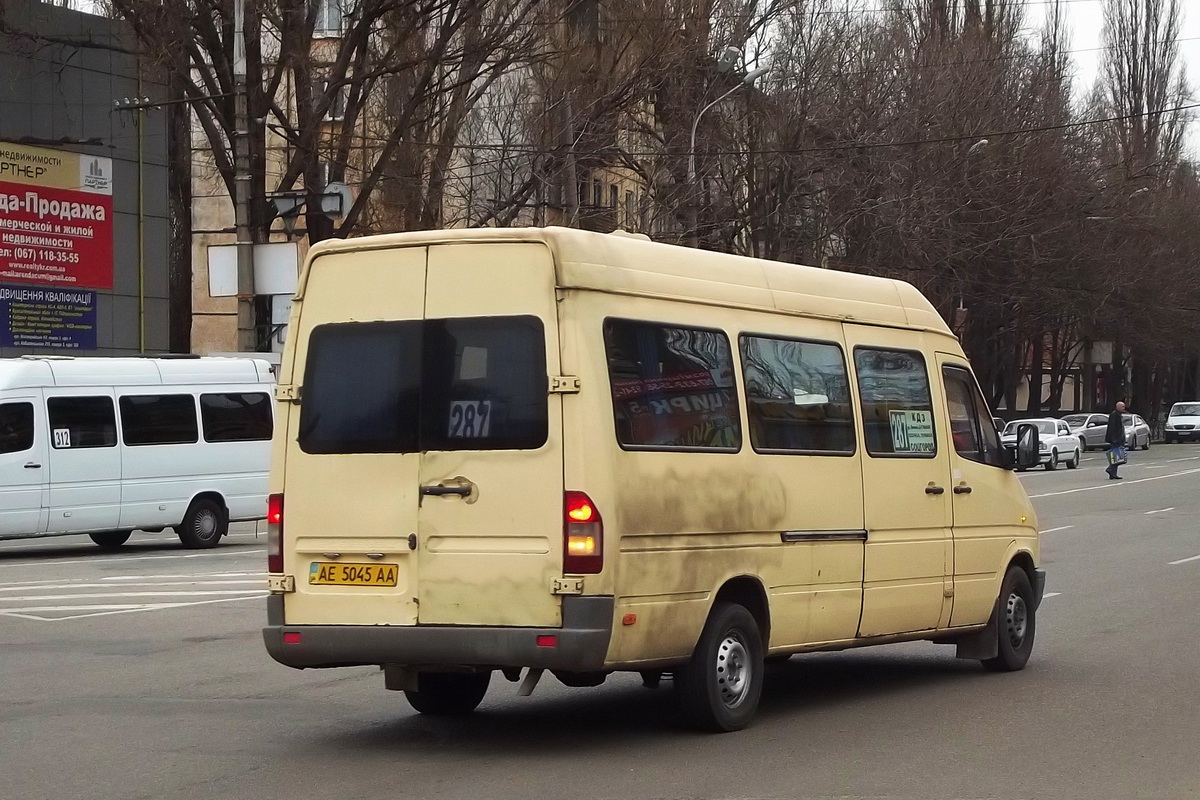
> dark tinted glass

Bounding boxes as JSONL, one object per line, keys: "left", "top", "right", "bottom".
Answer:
{"left": 298, "top": 317, "right": 548, "bottom": 454}
{"left": 0, "top": 403, "right": 34, "bottom": 454}
{"left": 47, "top": 396, "right": 117, "bottom": 449}
{"left": 119, "top": 395, "right": 199, "bottom": 446}
{"left": 419, "top": 317, "right": 548, "bottom": 451}
{"left": 200, "top": 393, "right": 273, "bottom": 442}
{"left": 604, "top": 319, "right": 740, "bottom": 451}
{"left": 740, "top": 335, "right": 854, "bottom": 454}
{"left": 853, "top": 348, "right": 935, "bottom": 456}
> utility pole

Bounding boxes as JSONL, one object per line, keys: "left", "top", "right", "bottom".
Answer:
{"left": 233, "top": 0, "right": 257, "bottom": 352}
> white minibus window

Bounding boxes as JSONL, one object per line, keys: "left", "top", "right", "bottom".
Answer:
{"left": 603, "top": 319, "right": 741, "bottom": 451}
{"left": 47, "top": 396, "right": 117, "bottom": 449}
{"left": 853, "top": 348, "right": 936, "bottom": 457}
{"left": 200, "top": 393, "right": 273, "bottom": 443}
{"left": 0, "top": 402, "right": 34, "bottom": 454}
{"left": 119, "top": 395, "right": 199, "bottom": 446}
{"left": 739, "top": 335, "right": 855, "bottom": 454}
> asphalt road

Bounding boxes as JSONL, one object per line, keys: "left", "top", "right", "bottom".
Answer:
{"left": 2, "top": 446, "right": 1198, "bottom": 800}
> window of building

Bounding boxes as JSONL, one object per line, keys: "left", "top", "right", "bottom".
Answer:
{"left": 853, "top": 348, "right": 936, "bottom": 457}
{"left": 313, "top": 0, "right": 345, "bottom": 36}
{"left": 592, "top": 180, "right": 603, "bottom": 208}
{"left": 603, "top": 319, "right": 741, "bottom": 451}
{"left": 200, "top": 393, "right": 273, "bottom": 443}
{"left": 740, "top": 336, "right": 855, "bottom": 454}
{"left": 609, "top": 184, "right": 619, "bottom": 209}
{"left": 119, "top": 395, "right": 199, "bottom": 446}
{"left": 0, "top": 402, "right": 34, "bottom": 455}
{"left": 322, "top": 79, "right": 349, "bottom": 121}
{"left": 298, "top": 317, "right": 548, "bottom": 454}
{"left": 624, "top": 190, "right": 636, "bottom": 228}
{"left": 47, "top": 396, "right": 117, "bottom": 449}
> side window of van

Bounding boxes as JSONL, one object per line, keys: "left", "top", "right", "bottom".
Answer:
{"left": 853, "top": 348, "right": 936, "bottom": 457}
{"left": 739, "top": 335, "right": 855, "bottom": 454}
{"left": 120, "top": 395, "right": 199, "bottom": 446}
{"left": 47, "top": 396, "right": 117, "bottom": 449}
{"left": 200, "top": 393, "right": 273, "bottom": 442}
{"left": 0, "top": 402, "right": 34, "bottom": 454}
{"left": 603, "top": 319, "right": 741, "bottom": 451}
{"left": 942, "top": 366, "right": 1004, "bottom": 467}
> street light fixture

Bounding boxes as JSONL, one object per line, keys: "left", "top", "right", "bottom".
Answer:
{"left": 687, "top": 65, "right": 769, "bottom": 247}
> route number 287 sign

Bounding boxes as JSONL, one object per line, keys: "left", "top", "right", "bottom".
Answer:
{"left": 889, "top": 409, "right": 936, "bottom": 454}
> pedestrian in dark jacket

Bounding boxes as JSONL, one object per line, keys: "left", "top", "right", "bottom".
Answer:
{"left": 1105, "top": 401, "right": 1127, "bottom": 480}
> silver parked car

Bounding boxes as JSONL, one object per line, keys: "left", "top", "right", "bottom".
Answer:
{"left": 1062, "top": 412, "right": 1108, "bottom": 451}
{"left": 1124, "top": 414, "right": 1151, "bottom": 450}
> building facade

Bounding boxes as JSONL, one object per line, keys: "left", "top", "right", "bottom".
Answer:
{"left": 0, "top": 0, "right": 171, "bottom": 356}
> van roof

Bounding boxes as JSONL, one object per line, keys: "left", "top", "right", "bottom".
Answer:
{"left": 0, "top": 356, "right": 275, "bottom": 392}
{"left": 303, "top": 227, "right": 953, "bottom": 335}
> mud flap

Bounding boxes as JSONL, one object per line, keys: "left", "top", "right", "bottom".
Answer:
{"left": 953, "top": 598, "right": 1000, "bottom": 661}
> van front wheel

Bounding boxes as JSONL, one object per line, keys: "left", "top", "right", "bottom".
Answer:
{"left": 404, "top": 672, "right": 491, "bottom": 716}
{"left": 982, "top": 567, "right": 1036, "bottom": 672}
{"left": 175, "top": 498, "right": 227, "bottom": 549}
{"left": 89, "top": 531, "right": 131, "bottom": 548}
{"left": 675, "top": 601, "right": 764, "bottom": 732}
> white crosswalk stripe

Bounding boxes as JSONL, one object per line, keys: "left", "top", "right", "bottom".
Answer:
{"left": 0, "top": 570, "right": 268, "bottom": 621}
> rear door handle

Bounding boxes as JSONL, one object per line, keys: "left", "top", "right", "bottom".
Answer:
{"left": 419, "top": 484, "right": 471, "bottom": 497}
{"left": 925, "top": 484, "right": 945, "bottom": 495}
{"left": 24, "top": 462, "right": 41, "bottom": 469}
{"left": 953, "top": 485, "right": 973, "bottom": 494}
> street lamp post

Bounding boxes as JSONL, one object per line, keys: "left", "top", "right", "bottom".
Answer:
{"left": 687, "top": 65, "right": 769, "bottom": 248}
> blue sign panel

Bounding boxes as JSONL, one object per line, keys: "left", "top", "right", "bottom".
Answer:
{"left": 0, "top": 284, "right": 97, "bottom": 349}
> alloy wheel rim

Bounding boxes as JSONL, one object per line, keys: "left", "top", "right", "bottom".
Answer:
{"left": 715, "top": 631, "right": 751, "bottom": 708}
{"left": 1005, "top": 592, "right": 1028, "bottom": 649}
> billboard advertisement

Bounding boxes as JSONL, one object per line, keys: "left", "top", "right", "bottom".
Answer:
{"left": 0, "top": 143, "right": 114, "bottom": 290}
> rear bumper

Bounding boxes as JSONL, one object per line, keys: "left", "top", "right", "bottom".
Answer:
{"left": 263, "top": 595, "right": 614, "bottom": 672}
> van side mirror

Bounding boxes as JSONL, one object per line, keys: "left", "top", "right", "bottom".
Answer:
{"left": 1015, "top": 423, "right": 1039, "bottom": 469}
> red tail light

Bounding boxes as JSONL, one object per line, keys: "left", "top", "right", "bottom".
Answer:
{"left": 267, "top": 493, "right": 284, "bottom": 574}
{"left": 563, "top": 491, "right": 603, "bottom": 574}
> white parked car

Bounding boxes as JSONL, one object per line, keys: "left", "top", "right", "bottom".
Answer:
{"left": 1001, "top": 418, "right": 1081, "bottom": 470}
{"left": 1164, "top": 402, "right": 1200, "bottom": 444}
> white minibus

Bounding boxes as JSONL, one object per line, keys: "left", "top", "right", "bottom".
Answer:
{"left": 0, "top": 356, "right": 274, "bottom": 548}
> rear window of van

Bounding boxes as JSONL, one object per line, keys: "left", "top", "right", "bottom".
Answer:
{"left": 298, "top": 317, "right": 547, "bottom": 454}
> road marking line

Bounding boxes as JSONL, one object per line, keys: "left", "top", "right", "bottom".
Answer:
{"left": 0, "top": 594, "right": 267, "bottom": 622}
{"left": 1144, "top": 508, "right": 1175, "bottom": 515}
{"left": 1028, "top": 467, "right": 1200, "bottom": 498}
{"left": 1167, "top": 456, "right": 1200, "bottom": 462}
{"left": 1040, "top": 526, "right": 1074, "bottom": 533}
{"left": 1144, "top": 465, "right": 1168, "bottom": 469}
{"left": 1168, "top": 554, "right": 1200, "bottom": 565}
{"left": 0, "top": 590, "right": 267, "bottom": 603}
{"left": 1043, "top": 592, "right": 1062, "bottom": 599}
{"left": 0, "top": 580, "right": 265, "bottom": 593}
{"left": 100, "top": 572, "right": 265, "bottom": 581}
{"left": 0, "top": 549, "right": 265, "bottom": 570}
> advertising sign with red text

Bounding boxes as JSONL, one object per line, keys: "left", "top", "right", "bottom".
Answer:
{"left": 0, "top": 143, "right": 113, "bottom": 290}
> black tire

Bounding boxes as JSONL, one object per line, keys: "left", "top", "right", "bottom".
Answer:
{"left": 1044, "top": 450, "right": 1057, "bottom": 471}
{"left": 404, "top": 672, "right": 491, "bottom": 716}
{"left": 982, "top": 567, "right": 1036, "bottom": 672}
{"left": 1165, "top": 436, "right": 1176, "bottom": 444}
{"left": 174, "top": 497, "right": 227, "bottom": 549}
{"left": 1066, "top": 448, "right": 1080, "bottom": 469}
{"left": 675, "top": 602, "right": 764, "bottom": 732}
{"left": 89, "top": 531, "right": 132, "bottom": 548}
{"left": 1142, "top": 438, "right": 1150, "bottom": 451}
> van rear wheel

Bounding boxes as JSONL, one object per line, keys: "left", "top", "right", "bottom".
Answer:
{"left": 981, "top": 566, "right": 1036, "bottom": 672}
{"left": 175, "top": 498, "right": 227, "bottom": 549}
{"left": 404, "top": 672, "right": 491, "bottom": 716}
{"left": 675, "top": 601, "right": 764, "bottom": 732}
{"left": 89, "top": 531, "right": 131, "bottom": 548}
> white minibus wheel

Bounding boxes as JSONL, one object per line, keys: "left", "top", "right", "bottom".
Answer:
{"left": 89, "top": 531, "right": 132, "bottom": 549}
{"left": 175, "top": 498, "right": 228, "bottom": 549}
